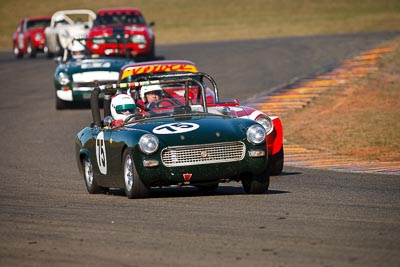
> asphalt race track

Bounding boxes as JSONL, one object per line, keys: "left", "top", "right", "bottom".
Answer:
{"left": 0, "top": 32, "right": 399, "bottom": 267}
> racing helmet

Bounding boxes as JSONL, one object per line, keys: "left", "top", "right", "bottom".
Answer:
{"left": 111, "top": 94, "right": 136, "bottom": 121}
{"left": 71, "top": 41, "right": 86, "bottom": 59}
{"left": 140, "top": 84, "right": 163, "bottom": 102}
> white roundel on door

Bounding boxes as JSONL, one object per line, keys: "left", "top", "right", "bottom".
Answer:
{"left": 153, "top": 122, "right": 199, "bottom": 134}
{"left": 96, "top": 132, "right": 107, "bottom": 175}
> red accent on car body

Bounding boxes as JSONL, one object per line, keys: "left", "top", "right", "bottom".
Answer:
{"left": 183, "top": 173, "right": 192, "bottom": 181}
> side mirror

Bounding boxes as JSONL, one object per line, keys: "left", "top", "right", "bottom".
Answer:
{"left": 149, "top": 21, "right": 155, "bottom": 27}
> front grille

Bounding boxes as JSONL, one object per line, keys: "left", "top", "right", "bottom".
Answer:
{"left": 161, "top": 141, "right": 245, "bottom": 167}
{"left": 73, "top": 80, "right": 116, "bottom": 91}
{"left": 72, "top": 71, "right": 119, "bottom": 84}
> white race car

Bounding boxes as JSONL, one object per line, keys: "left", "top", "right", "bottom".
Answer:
{"left": 44, "top": 9, "right": 96, "bottom": 57}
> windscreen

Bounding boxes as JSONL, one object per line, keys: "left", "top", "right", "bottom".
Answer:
{"left": 94, "top": 12, "right": 146, "bottom": 26}
{"left": 27, "top": 19, "right": 50, "bottom": 29}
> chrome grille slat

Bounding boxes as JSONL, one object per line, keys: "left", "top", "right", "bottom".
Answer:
{"left": 73, "top": 80, "right": 116, "bottom": 90}
{"left": 161, "top": 141, "right": 245, "bottom": 167}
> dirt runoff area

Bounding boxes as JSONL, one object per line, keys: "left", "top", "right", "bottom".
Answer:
{"left": 281, "top": 39, "right": 400, "bottom": 163}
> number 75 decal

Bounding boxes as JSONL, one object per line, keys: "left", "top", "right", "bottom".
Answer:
{"left": 96, "top": 132, "right": 107, "bottom": 175}
{"left": 153, "top": 122, "right": 199, "bottom": 134}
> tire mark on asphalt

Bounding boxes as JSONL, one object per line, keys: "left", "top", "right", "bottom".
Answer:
{"left": 245, "top": 45, "right": 400, "bottom": 175}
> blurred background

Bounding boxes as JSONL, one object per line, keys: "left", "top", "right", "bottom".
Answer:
{"left": 1, "top": 0, "right": 400, "bottom": 50}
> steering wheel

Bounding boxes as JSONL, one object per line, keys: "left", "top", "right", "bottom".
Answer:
{"left": 147, "top": 99, "right": 180, "bottom": 110}
{"left": 124, "top": 114, "right": 136, "bottom": 123}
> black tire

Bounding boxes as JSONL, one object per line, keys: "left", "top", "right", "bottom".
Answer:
{"left": 56, "top": 97, "right": 68, "bottom": 110}
{"left": 270, "top": 147, "right": 284, "bottom": 175}
{"left": 82, "top": 156, "right": 102, "bottom": 194}
{"left": 13, "top": 44, "right": 23, "bottom": 59}
{"left": 241, "top": 168, "right": 270, "bottom": 194}
{"left": 146, "top": 43, "right": 155, "bottom": 61}
{"left": 123, "top": 149, "right": 150, "bottom": 199}
{"left": 27, "top": 40, "right": 37, "bottom": 58}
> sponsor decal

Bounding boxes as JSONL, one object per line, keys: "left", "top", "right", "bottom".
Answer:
{"left": 121, "top": 64, "right": 198, "bottom": 80}
{"left": 153, "top": 122, "right": 199, "bottom": 134}
{"left": 95, "top": 132, "right": 107, "bottom": 175}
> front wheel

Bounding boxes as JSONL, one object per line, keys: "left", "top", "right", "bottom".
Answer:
{"left": 270, "top": 147, "right": 284, "bottom": 175}
{"left": 241, "top": 168, "right": 270, "bottom": 194}
{"left": 146, "top": 44, "right": 155, "bottom": 61}
{"left": 13, "top": 44, "right": 23, "bottom": 59}
{"left": 56, "top": 96, "right": 69, "bottom": 110}
{"left": 123, "top": 150, "right": 150, "bottom": 199}
{"left": 82, "top": 157, "right": 102, "bottom": 194}
{"left": 27, "top": 40, "right": 37, "bottom": 58}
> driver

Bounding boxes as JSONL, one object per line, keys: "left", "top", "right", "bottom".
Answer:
{"left": 110, "top": 94, "right": 136, "bottom": 127}
{"left": 140, "top": 85, "right": 163, "bottom": 106}
{"left": 70, "top": 40, "right": 86, "bottom": 60}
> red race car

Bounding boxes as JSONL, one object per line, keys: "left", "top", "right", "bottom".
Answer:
{"left": 12, "top": 16, "right": 51, "bottom": 58}
{"left": 86, "top": 7, "right": 155, "bottom": 60}
{"left": 119, "top": 60, "right": 284, "bottom": 175}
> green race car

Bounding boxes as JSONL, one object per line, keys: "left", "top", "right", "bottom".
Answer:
{"left": 53, "top": 38, "right": 135, "bottom": 109}
{"left": 75, "top": 73, "right": 271, "bottom": 198}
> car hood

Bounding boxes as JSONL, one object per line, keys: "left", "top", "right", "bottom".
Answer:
{"left": 209, "top": 105, "right": 267, "bottom": 120}
{"left": 28, "top": 28, "right": 46, "bottom": 35}
{"left": 127, "top": 115, "right": 256, "bottom": 146}
{"left": 60, "top": 57, "right": 133, "bottom": 74}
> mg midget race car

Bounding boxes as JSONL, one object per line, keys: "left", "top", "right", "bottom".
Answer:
{"left": 119, "top": 60, "right": 284, "bottom": 175}
{"left": 45, "top": 9, "right": 96, "bottom": 57}
{"left": 12, "top": 16, "right": 51, "bottom": 58}
{"left": 54, "top": 38, "right": 134, "bottom": 109}
{"left": 86, "top": 7, "right": 155, "bottom": 60}
{"left": 75, "top": 73, "right": 271, "bottom": 198}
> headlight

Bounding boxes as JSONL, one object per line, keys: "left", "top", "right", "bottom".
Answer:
{"left": 131, "top": 34, "right": 146, "bottom": 43}
{"left": 256, "top": 116, "right": 274, "bottom": 135}
{"left": 34, "top": 33, "right": 42, "bottom": 41}
{"left": 139, "top": 134, "right": 159, "bottom": 154}
{"left": 246, "top": 124, "right": 266, "bottom": 145}
{"left": 57, "top": 72, "right": 70, "bottom": 85}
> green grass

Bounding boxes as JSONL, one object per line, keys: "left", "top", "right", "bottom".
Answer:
{"left": 2, "top": 0, "right": 400, "bottom": 50}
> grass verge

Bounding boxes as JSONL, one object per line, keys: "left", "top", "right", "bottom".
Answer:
{"left": 281, "top": 38, "right": 400, "bottom": 162}
{"left": 1, "top": 0, "right": 400, "bottom": 50}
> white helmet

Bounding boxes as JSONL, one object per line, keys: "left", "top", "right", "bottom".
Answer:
{"left": 140, "top": 84, "right": 163, "bottom": 102}
{"left": 71, "top": 41, "right": 86, "bottom": 59}
{"left": 111, "top": 94, "right": 136, "bottom": 121}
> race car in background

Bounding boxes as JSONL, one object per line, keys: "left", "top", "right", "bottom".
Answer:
{"left": 12, "top": 16, "right": 51, "bottom": 58}
{"left": 119, "top": 60, "right": 284, "bottom": 175}
{"left": 45, "top": 9, "right": 96, "bottom": 57}
{"left": 86, "top": 7, "right": 155, "bottom": 60}
{"left": 54, "top": 37, "right": 134, "bottom": 109}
